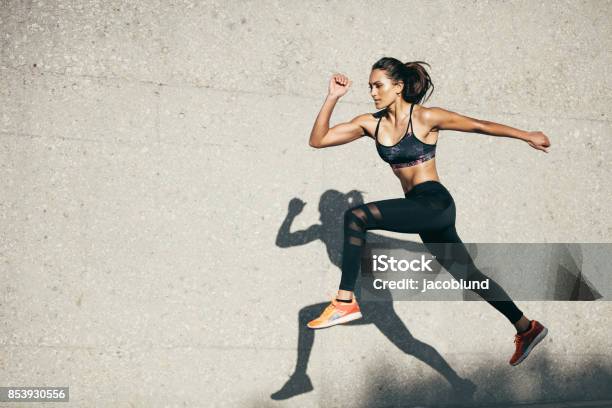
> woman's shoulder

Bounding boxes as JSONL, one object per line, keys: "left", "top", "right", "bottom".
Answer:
{"left": 371, "top": 108, "right": 388, "bottom": 119}
{"left": 350, "top": 111, "right": 385, "bottom": 140}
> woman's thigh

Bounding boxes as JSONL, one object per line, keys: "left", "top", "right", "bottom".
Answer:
{"left": 355, "top": 195, "right": 454, "bottom": 234}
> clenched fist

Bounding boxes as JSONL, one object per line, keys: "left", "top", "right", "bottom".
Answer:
{"left": 525, "top": 131, "right": 551, "bottom": 153}
{"left": 328, "top": 73, "right": 352, "bottom": 99}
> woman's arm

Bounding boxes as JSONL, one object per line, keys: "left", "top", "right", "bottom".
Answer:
{"left": 309, "top": 73, "right": 368, "bottom": 149}
{"left": 275, "top": 198, "right": 321, "bottom": 247}
{"left": 424, "top": 107, "right": 551, "bottom": 153}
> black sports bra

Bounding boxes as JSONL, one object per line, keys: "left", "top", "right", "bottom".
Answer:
{"left": 374, "top": 104, "right": 437, "bottom": 169}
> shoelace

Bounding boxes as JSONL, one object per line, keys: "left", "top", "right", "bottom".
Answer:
{"left": 514, "top": 323, "right": 533, "bottom": 344}
{"left": 322, "top": 301, "right": 337, "bottom": 315}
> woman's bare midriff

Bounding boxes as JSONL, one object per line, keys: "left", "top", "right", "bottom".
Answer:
{"left": 392, "top": 158, "right": 440, "bottom": 194}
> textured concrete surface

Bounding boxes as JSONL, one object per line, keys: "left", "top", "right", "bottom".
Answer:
{"left": 1, "top": 1, "right": 611, "bottom": 407}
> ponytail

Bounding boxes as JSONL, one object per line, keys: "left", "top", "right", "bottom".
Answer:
{"left": 371, "top": 57, "right": 434, "bottom": 104}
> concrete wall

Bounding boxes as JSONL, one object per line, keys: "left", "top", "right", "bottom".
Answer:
{"left": 1, "top": 1, "right": 611, "bottom": 407}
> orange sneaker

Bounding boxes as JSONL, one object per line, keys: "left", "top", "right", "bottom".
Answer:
{"left": 509, "top": 320, "right": 548, "bottom": 366}
{"left": 307, "top": 297, "right": 362, "bottom": 329}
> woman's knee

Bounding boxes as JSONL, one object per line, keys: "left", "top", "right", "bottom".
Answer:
{"left": 344, "top": 207, "right": 367, "bottom": 229}
{"left": 343, "top": 208, "right": 356, "bottom": 224}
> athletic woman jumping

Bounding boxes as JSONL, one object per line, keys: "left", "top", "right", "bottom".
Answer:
{"left": 307, "top": 57, "right": 551, "bottom": 366}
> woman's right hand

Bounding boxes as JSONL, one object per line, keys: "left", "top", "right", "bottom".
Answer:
{"left": 328, "top": 73, "right": 352, "bottom": 99}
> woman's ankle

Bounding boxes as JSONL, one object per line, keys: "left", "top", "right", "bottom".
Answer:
{"left": 336, "top": 290, "right": 354, "bottom": 301}
{"left": 514, "top": 315, "right": 531, "bottom": 333}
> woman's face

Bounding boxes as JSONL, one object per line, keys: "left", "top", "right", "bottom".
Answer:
{"left": 369, "top": 69, "right": 402, "bottom": 109}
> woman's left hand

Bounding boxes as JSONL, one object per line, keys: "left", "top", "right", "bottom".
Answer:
{"left": 525, "top": 131, "right": 551, "bottom": 153}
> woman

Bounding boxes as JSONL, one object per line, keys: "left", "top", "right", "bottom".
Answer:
{"left": 307, "top": 57, "right": 551, "bottom": 366}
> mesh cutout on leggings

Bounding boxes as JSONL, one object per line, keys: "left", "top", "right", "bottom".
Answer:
{"left": 352, "top": 208, "right": 367, "bottom": 224}
{"left": 367, "top": 203, "right": 382, "bottom": 220}
{"left": 348, "top": 209, "right": 366, "bottom": 246}
{"left": 349, "top": 236, "right": 363, "bottom": 246}
{"left": 346, "top": 205, "right": 379, "bottom": 246}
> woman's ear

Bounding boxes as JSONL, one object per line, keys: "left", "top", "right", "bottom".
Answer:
{"left": 394, "top": 80, "right": 404, "bottom": 95}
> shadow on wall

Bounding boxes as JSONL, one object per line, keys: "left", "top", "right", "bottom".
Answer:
{"left": 251, "top": 354, "right": 612, "bottom": 407}
{"left": 356, "top": 353, "right": 612, "bottom": 407}
{"left": 269, "top": 189, "right": 604, "bottom": 403}
{"left": 272, "top": 189, "right": 475, "bottom": 401}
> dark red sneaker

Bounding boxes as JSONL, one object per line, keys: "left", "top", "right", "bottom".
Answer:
{"left": 509, "top": 320, "right": 548, "bottom": 366}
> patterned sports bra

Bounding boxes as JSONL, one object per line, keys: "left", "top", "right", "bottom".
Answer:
{"left": 374, "top": 104, "right": 437, "bottom": 169}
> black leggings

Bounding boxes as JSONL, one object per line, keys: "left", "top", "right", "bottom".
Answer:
{"left": 340, "top": 180, "right": 523, "bottom": 324}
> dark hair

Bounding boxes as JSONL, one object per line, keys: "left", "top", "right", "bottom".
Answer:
{"left": 371, "top": 57, "right": 434, "bottom": 104}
